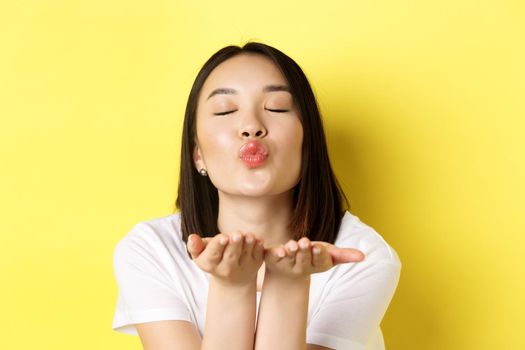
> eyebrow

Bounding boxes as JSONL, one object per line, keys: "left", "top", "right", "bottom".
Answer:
{"left": 206, "top": 84, "right": 291, "bottom": 100}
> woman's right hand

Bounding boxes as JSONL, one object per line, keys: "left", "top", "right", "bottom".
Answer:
{"left": 186, "top": 232, "right": 265, "bottom": 287}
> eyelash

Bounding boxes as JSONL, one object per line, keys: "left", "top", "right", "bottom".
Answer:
{"left": 214, "top": 109, "right": 289, "bottom": 116}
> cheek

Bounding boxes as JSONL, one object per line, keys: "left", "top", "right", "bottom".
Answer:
{"left": 294, "top": 123, "right": 304, "bottom": 151}
{"left": 279, "top": 120, "right": 303, "bottom": 155}
{"left": 198, "top": 124, "right": 234, "bottom": 159}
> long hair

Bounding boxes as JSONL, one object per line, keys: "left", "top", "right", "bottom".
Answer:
{"left": 174, "top": 42, "right": 350, "bottom": 255}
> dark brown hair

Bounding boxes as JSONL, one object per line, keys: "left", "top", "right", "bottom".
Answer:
{"left": 174, "top": 42, "right": 350, "bottom": 253}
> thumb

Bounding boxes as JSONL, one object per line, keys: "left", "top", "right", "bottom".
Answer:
{"left": 187, "top": 234, "right": 205, "bottom": 259}
{"left": 329, "top": 246, "right": 366, "bottom": 265}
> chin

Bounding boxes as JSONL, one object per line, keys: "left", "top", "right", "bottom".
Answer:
{"left": 237, "top": 186, "right": 272, "bottom": 197}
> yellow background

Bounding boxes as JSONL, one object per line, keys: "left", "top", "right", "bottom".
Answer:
{"left": 1, "top": 1, "right": 524, "bottom": 349}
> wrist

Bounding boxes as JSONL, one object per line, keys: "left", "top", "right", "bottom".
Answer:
{"left": 263, "top": 268, "right": 311, "bottom": 286}
{"left": 209, "top": 275, "right": 257, "bottom": 292}
{"left": 258, "top": 269, "right": 311, "bottom": 311}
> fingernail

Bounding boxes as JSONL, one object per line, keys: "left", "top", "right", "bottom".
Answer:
{"left": 277, "top": 249, "right": 285, "bottom": 258}
{"left": 219, "top": 236, "right": 227, "bottom": 245}
{"left": 233, "top": 233, "right": 241, "bottom": 242}
{"left": 299, "top": 241, "right": 309, "bottom": 249}
{"left": 289, "top": 244, "right": 298, "bottom": 252}
{"left": 313, "top": 247, "right": 321, "bottom": 254}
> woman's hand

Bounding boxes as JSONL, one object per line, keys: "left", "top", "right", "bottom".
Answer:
{"left": 264, "top": 237, "right": 365, "bottom": 280}
{"left": 186, "top": 232, "right": 265, "bottom": 287}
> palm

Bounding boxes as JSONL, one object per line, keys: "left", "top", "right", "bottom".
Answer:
{"left": 263, "top": 239, "right": 365, "bottom": 278}
{"left": 188, "top": 236, "right": 365, "bottom": 273}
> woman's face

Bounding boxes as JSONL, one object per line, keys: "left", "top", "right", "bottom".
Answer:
{"left": 193, "top": 53, "right": 303, "bottom": 197}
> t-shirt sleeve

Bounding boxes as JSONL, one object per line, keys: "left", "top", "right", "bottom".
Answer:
{"left": 306, "top": 258, "right": 402, "bottom": 349}
{"left": 111, "top": 223, "right": 193, "bottom": 335}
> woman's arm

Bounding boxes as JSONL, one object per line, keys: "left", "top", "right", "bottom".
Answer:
{"left": 134, "top": 233, "right": 262, "bottom": 350}
{"left": 188, "top": 232, "right": 264, "bottom": 350}
{"left": 254, "top": 271, "right": 311, "bottom": 350}
{"left": 133, "top": 273, "right": 258, "bottom": 350}
{"left": 253, "top": 238, "right": 365, "bottom": 350}
{"left": 202, "top": 276, "right": 257, "bottom": 350}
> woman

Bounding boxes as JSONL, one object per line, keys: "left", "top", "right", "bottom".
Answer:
{"left": 112, "top": 42, "right": 402, "bottom": 350}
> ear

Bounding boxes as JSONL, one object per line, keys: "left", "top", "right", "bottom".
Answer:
{"left": 193, "top": 142, "right": 205, "bottom": 171}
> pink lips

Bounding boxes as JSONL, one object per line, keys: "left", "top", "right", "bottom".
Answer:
{"left": 239, "top": 141, "right": 269, "bottom": 168}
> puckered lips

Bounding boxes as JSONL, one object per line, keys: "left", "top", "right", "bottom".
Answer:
{"left": 239, "top": 140, "right": 269, "bottom": 168}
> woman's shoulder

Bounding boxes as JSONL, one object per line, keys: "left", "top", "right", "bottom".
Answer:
{"left": 114, "top": 211, "right": 186, "bottom": 261}
{"left": 336, "top": 211, "right": 401, "bottom": 265}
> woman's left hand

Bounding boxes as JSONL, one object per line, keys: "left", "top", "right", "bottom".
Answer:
{"left": 264, "top": 237, "right": 365, "bottom": 279}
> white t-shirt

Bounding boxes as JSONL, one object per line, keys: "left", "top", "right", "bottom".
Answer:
{"left": 112, "top": 210, "right": 401, "bottom": 349}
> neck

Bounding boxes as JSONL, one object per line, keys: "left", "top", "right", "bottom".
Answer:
{"left": 216, "top": 190, "right": 294, "bottom": 248}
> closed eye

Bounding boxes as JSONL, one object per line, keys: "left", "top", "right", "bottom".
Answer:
{"left": 267, "top": 109, "right": 289, "bottom": 113}
{"left": 213, "top": 110, "right": 236, "bottom": 116}
{"left": 214, "top": 109, "right": 289, "bottom": 116}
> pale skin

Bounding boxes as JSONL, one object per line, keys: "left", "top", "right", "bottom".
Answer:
{"left": 135, "top": 52, "right": 365, "bottom": 350}
{"left": 186, "top": 231, "right": 365, "bottom": 350}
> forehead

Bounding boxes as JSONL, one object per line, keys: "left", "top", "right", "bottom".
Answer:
{"left": 200, "top": 53, "right": 288, "bottom": 97}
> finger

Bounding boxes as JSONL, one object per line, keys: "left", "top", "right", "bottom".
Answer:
{"left": 284, "top": 240, "right": 299, "bottom": 258}
{"left": 295, "top": 237, "right": 312, "bottom": 270}
{"left": 200, "top": 237, "right": 212, "bottom": 250}
{"left": 222, "top": 231, "right": 244, "bottom": 265}
{"left": 239, "top": 232, "right": 255, "bottom": 263}
{"left": 330, "top": 247, "right": 366, "bottom": 265}
{"left": 245, "top": 233, "right": 256, "bottom": 256}
{"left": 312, "top": 243, "right": 330, "bottom": 270}
{"left": 278, "top": 243, "right": 295, "bottom": 269}
{"left": 265, "top": 245, "right": 286, "bottom": 264}
{"left": 188, "top": 235, "right": 214, "bottom": 256}
{"left": 187, "top": 234, "right": 205, "bottom": 259}
{"left": 252, "top": 237, "right": 265, "bottom": 261}
{"left": 198, "top": 233, "right": 229, "bottom": 267}
{"left": 276, "top": 245, "right": 287, "bottom": 259}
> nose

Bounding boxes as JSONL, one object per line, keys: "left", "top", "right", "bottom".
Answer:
{"left": 238, "top": 113, "right": 267, "bottom": 139}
